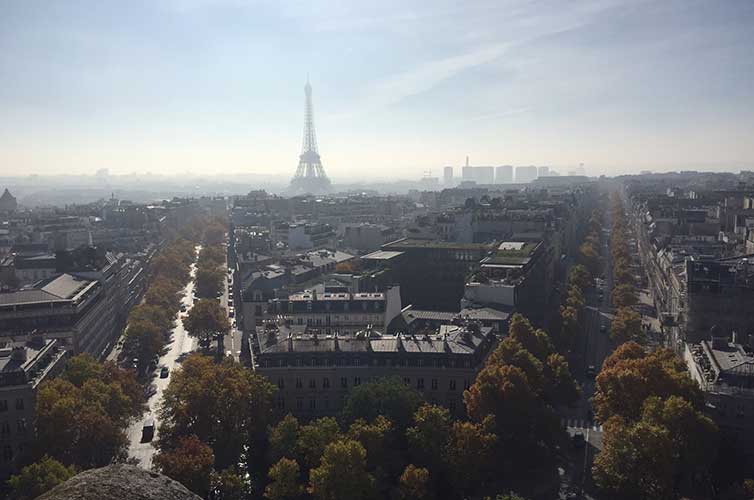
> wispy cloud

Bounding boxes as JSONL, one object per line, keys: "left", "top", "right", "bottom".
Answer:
{"left": 360, "top": 42, "right": 511, "bottom": 111}
{"left": 468, "top": 107, "right": 530, "bottom": 122}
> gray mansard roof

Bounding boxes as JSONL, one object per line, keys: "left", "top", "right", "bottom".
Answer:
{"left": 257, "top": 322, "right": 493, "bottom": 357}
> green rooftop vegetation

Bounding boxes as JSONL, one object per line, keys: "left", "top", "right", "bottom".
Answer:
{"left": 383, "top": 238, "right": 495, "bottom": 251}
{"left": 482, "top": 241, "right": 541, "bottom": 266}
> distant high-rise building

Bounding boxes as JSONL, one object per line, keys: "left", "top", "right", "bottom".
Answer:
{"left": 461, "top": 156, "right": 473, "bottom": 182}
{"left": 516, "top": 166, "right": 538, "bottom": 183}
{"left": 443, "top": 166, "right": 454, "bottom": 186}
{"left": 537, "top": 166, "right": 549, "bottom": 178}
{"left": 461, "top": 166, "right": 473, "bottom": 182}
{"left": 495, "top": 165, "right": 513, "bottom": 184}
{"left": 476, "top": 166, "right": 494, "bottom": 185}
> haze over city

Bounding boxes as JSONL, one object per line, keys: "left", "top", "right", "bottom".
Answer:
{"left": 2, "top": 0, "right": 754, "bottom": 181}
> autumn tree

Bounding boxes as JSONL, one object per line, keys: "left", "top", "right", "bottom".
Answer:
{"left": 199, "top": 245, "right": 226, "bottom": 269}
{"left": 7, "top": 456, "right": 76, "bottom": 500}
{"left": 446, "top": 417, "right": 498, "bottom": 496}
{"left": 507, "top": 314, "right": 555, "bottom": 362}
{"left": 196, "top": 267, "right": 225, "bottom": 298}
{"left": 490, "top": 318, "right": 579, "bottom": 407}
{"left": 183, "top": 299, "right": 231, "bottom": 349}
{"left": 579, "top": 241, "right": 600, "bottom": 275}
{"left": 158, "top": 354, "right": 276, "bottom": 469}
{"left": 204, "top": 223, "right": 227, "bottom": 246}
{"left": 308, "top": 440, "right": 375, "bottom": 500}
{"left": 265, "top": 458, "right": 304, "bottom": 500}
{"left": 398, "top": 465, "right": 432, "bottom": 500}
{"left": 565, "top": 284, "right": 585, "bottom": 311}
{"left": 123, "top": 319, "right": 165, "bottom": 371}
{"left": 612, "top": 283, "right": 637, "bottom": 308}
{"left": 145, "top": 277, "right": 182, "bottom": 312}
{"left": 593, "top": 343, "right": 704, "bottom": 423}
{"left": 641, "top": 396, "right": 718, "bottom": 493}
{"left": 558, "top": 304, "right": 580, "bottom": 349}
{"left": 128, "top": 303, "right": 174, "bottom": 333}
{"left": 465, "top": 313, "right": 573, "bottom": 476}
{"left": 594, "top": 417, "right": 674, "bottom": 500}
{"left": 610, "top": 307, "right": 643, "bottom": 344}
{"left": 464, "top": 363, "right": 560, "bottom": 466}
{"left": 153, "top": 434, "right": 215, "bottom": 497}
{"left": 35, "top": 355, "right": 143, "bottom": 468}
{"left": 567, "top": 264, "right": 592, "bottom": 291}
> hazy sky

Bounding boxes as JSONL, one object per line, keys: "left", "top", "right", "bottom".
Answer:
{"left": 1, "top": 0, "right": 754, "bottom": 181}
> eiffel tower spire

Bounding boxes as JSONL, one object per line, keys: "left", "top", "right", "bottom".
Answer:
{"left": 290, "top": 79, "right": 331, "bottom": 194}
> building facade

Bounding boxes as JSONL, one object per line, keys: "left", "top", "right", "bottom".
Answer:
{"left": 254, "top": 321, "right": 497, "bottom": 417}
{"left": 0, "top": 338, "right": 67, "bottom": 479}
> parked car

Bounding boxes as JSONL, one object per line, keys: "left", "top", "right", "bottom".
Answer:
{"left": 160, "top": 366, "right": 169, "bottom": 378}
{"left": 180, "top": 304, "right": 187, "bottom": 312}
{"left": 141, "top": 418, "right": 155, "bottom": 442}
{"left": 228, "top": 308, "right": 235, "bottom": 318}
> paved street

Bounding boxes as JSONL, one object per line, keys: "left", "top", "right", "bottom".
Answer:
{"left": 563, "top": 221, "right": 614, "bottom": 430}
{"left": 126, "top": 252, "right": 199, "bottom": 469}
{"left": 219, "top": 245, "right": 242, "bottom": 363}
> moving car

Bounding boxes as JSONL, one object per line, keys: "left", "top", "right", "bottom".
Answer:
{"left": 141, "top": 418, "right": 155, "bottom": 442}
{"left": 160, "top": 366, "right": 169, "bottom": 378}
{"left": 600, "top": 324, "right": 607, "bottom": 333}
{"left": 586, "top": 365, "right": 597, "bottom": 379}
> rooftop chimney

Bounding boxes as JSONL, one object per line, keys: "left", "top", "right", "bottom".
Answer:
{"left": 11, "top": 346, "right": 28, "bottom": 363}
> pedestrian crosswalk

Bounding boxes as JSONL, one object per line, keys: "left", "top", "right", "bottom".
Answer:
{"left": 561, "top": 418, "right": 603, "bottom": 432}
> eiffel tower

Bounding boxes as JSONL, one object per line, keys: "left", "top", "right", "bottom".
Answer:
{"left": 289, "top": 79, "right": 332, "bottom": 194}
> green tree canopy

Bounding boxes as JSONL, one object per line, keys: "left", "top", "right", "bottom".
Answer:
{"left": 297, "top": 417, "right": 342, "bottom": 469}
{"left": 567, "top": 264, "right": 592, "bottom": 291}
{"left": 308, "top": 440, "right": 375, "bottom": 500}
{"left": 267, "top": 413, "right": 301, "bottom": 465}
{"left": 265, "top": 458, "right": 304, "bottom": 500}
{"left": 7, "top": 455, "right": 76, "bottom": 500}
{"left": 196, "top": 267, "right": 225, "bottom": 299}
{"left": 406, "top": 404, "right": 451, "bottom": 472}
{"left": 183, "top": 299, "right": 231, "bottom": 349}
{"left": 342, "top": 376, "right": 423, "bottom": 432}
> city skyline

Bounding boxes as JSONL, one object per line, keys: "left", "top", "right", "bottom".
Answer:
{"left": 1, "top": 1, "right": 754, "bottom": 180}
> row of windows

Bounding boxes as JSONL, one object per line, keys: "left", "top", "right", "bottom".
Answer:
{"left": 278, "top": 377, "right": 469, "bottom": 391}
{"left": 264, "top": 357, "right": 474, "bottom": 369}
{"left": 0, "top": 399, "right": 25, "bottom": 412}
{"left": 277, "top": 396, "right": 460, "bottom": 413}
{"left": 0, "top": 419, "right": 27, "bottom": 436}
